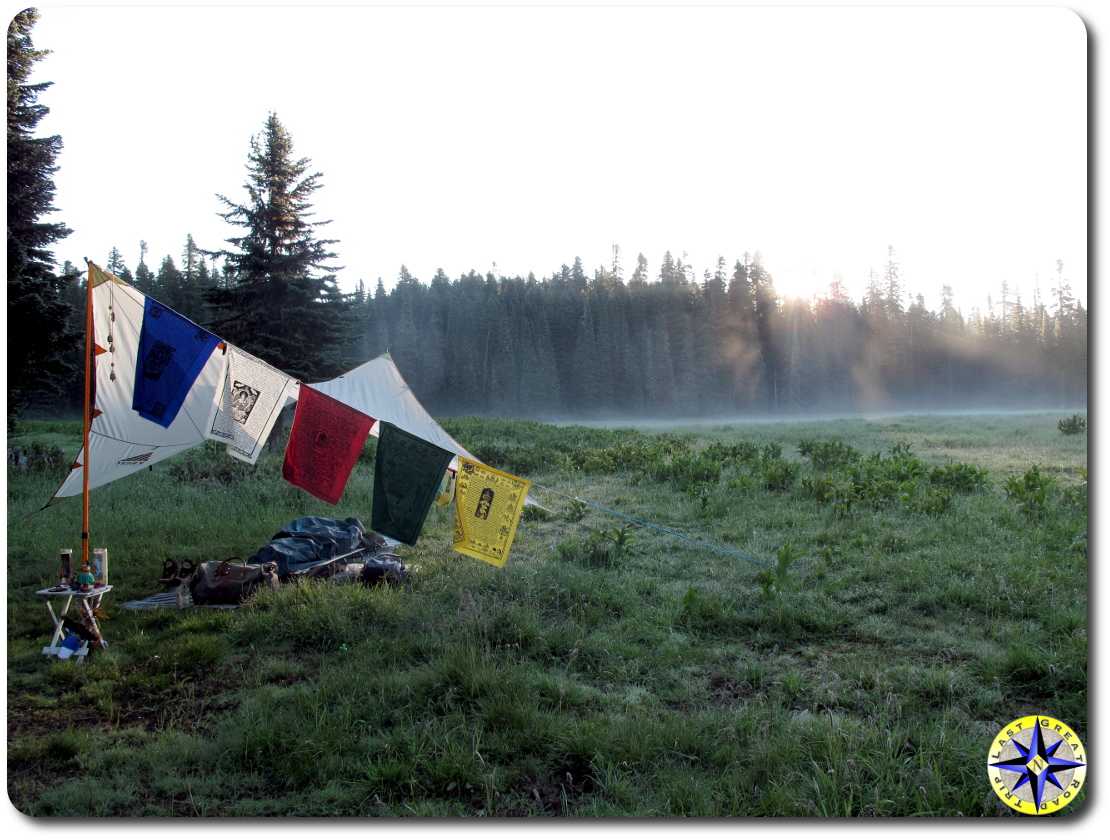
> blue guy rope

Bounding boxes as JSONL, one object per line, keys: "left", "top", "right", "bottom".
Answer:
{"left": 530, "top": 482, "right": 773, "bottom": 570}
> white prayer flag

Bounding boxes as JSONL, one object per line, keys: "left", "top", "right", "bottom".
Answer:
{"left": 207, "top": 344, "right": 299, "bottom": 464}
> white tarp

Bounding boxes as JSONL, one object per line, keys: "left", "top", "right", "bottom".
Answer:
{"left": 48, "top": 266, "right": 227, "bottom": 504}
{"left": 309, "top": 353, "right": 478, "bottom": 462}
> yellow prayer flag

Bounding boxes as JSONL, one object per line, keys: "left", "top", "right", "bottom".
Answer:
{"left": 452, "top": 457, "right": 531, "bottom": 567}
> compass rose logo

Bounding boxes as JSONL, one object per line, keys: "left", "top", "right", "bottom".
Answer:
{"left": 988, "top": 714, "right": 1086, "bottom": 814}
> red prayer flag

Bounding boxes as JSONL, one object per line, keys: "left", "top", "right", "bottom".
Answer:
{"left": 282, "top": 385, "right": 374, "bottom": 505}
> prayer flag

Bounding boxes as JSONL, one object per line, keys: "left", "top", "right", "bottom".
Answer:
{"left": 372, "top": 422, "right": 454, "bottom": 546}
{"left": 435, "top": 467, "right": 457, "bottom": 506}
{"left": 282, "top": 385, "right": 373, "bottom": 505}
{"left": 208, "top": 344, "right": 299, "bottom": 464}
{"left": 452, "top": 457, "right": 531, "bottom": 567}
{"left": 132, "top": 298, "right": 222, "bottom": 428}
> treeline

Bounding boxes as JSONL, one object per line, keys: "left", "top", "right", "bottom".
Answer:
{"left": 37, "top": 244, "right": 1086, "bottom": 421}
{"left": 346, "top": 248, "right": 1087, "bottom": 418}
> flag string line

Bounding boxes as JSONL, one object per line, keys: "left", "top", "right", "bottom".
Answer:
{"left": 528, "top": 482, "right": 773, "bottom": 570}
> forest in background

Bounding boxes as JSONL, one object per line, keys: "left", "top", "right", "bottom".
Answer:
{"left": 33, "top": 243, "right": 1086, "bottom": 422}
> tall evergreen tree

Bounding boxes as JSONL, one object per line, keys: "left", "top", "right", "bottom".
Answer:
{"left": 882, "top": 245, "right": 903, "bottom": 314}
{"left": 365, "top": 278, "right": 390, "bottom": 358}
{"left": 154, "top": 255, "right": 183, "bottom": 311}
{"left": 7, "top": 8, "right": 74, "bottom": 418}
{"left": 205, "top": 113, "right": 353, "bottom": 380}
{"left": 725, "top": 259, "right": 764, "bottom": 409}
{"left": 105, "top": 246, "right": 127, "bottom": 278}
{"left": 629, "top": 252, "right": 649, "bottom": 287}
{"left": 694, "top": 261, "right": 731, "bottom": 414}
{"left": 133, "top": 240, "right": 155, "bottom": 293}
{"left": 748, "top": 252, "right": 782, "bottom": 408}
{"left": 174, "top": 233, "right": 211, "bottom": 323}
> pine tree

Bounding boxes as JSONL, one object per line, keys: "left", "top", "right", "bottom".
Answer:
{"left": 365, "top": 278, "right": 390, "bottom": 358}
{"left": 175, "top": 233, "right": 211, "bottom": 323}
{"left": 205, "top": 113, "right": 354, "bottom": 380}
{"left": 154, "top": 255, "right": 183, "bottom": 311}
{"left": 726, "top": 259, "right": 764, "bottom": 409}
{"left": 105, "top": 246, "right": 128, "bottom": 278}
{"left": 133, "top": 240, "right": 155, "bottom": 293}
{"left": 7, "top": 8, "right": 75, "bottom": 418}
{"left": 882, "top": 245, "right": 903, "bottom": 314}
{"left": 748, "top": 252, "right": 781, "bottom": 409}
{"left": 629, "top": 252, "right": 649, "bottom": 287}
{"left": 659, "top": 250, "right": 679, "bottom": 285}
{"left": 694, "top": 261, "right": 731, "bottom": 414}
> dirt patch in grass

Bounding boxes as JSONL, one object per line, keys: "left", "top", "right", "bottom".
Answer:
{"left": 707, "top": 673, "right": 759, "bottom": 703}
{"left": 502, "top": 771, "right": 598, "bottom": 816}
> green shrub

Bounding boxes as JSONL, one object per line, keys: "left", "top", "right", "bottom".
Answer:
{"left": 703, "top": 441, "right": 762, "bottom": 466}
{"left": 520, "top": 504, "right": 553, "bottom": 523}
{"left": 1058, "top": 414, "right": 1087, "bottom": 436}
{"left": 1003, "top": 465, "right": 1056, "bottom": 516}
{"left": 556, "top": 525, "right": 637, "bottom": 567}
{"left": 760, "top": 442, "right": 783, "bottom": 462}
{"left": 566, "top": 498, "right": 590, "bottom": 522}
{"left": 759, "top": 542, "right": 802, "bottom": 600}
{"left": 898, "top": 481, "right": 954, "bottom": 516}
{"left": 759, "top": 459, "right": 798, "bottom": 492}
{"left": 796, "top": 439, "right": 861, "bottom": 471}
{"left": 649, "top": 453, "right": 722, "bottom": 493}
{"left": 928, "top": 462, "right": 990, "bottom": 493}
{"left": 794, "top": 472, "right": 831, "bottom": 500}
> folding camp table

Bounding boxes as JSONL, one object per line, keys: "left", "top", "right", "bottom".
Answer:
{"left": 38, "top": 585, "right": 112, "bottom": 663}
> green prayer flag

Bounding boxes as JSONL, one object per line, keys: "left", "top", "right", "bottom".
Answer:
{"left": 372, "top": 422, "right": 455, "bottom": 545}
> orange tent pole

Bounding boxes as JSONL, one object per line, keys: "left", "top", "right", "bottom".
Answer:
{"left": 81, "top": 259, "right": 95, "bottom": 568}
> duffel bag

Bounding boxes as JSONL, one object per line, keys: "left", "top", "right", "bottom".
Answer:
{"left": 189, "top": 557, "right": 279, "bottom": 605}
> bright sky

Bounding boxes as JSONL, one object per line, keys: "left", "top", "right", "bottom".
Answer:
{"left": 22, "top": 2, "right": 1089, "bottom": 314}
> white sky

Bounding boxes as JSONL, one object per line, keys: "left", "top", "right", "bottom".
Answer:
{"left": 19, "top": 2, "right": 1090, "bottom": 314}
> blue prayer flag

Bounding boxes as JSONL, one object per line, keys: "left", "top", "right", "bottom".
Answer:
{"left": 132, "top": 298, "right": 221, "bottom": 428}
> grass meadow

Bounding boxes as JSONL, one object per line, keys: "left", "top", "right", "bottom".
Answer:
{"left": 5, "top": 411, "right": 1088, "bottom": 817}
